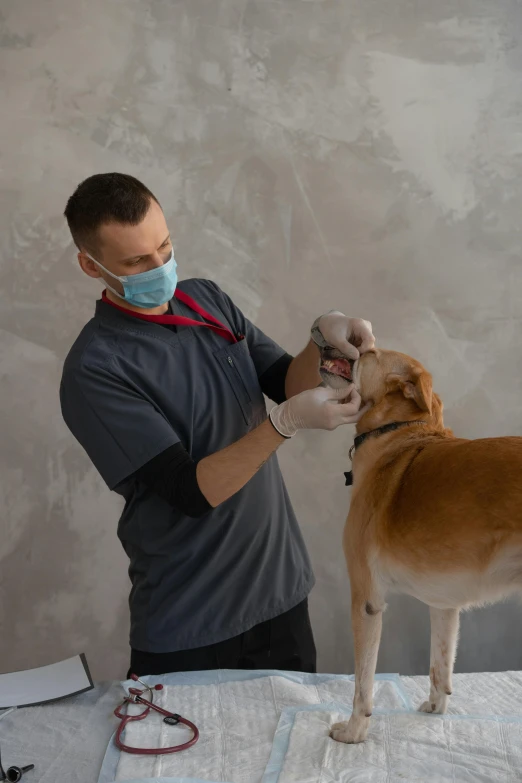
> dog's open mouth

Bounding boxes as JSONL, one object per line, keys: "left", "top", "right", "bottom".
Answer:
{"left": 319, "top": 349, "right": 355, "bottom": 390}
{"left": 320, "top": 358, "right": 353, "bottom": 381}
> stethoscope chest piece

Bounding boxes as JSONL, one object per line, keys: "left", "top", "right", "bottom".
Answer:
{"left": 6, "top": 766, "right": 35, "bottom": 783}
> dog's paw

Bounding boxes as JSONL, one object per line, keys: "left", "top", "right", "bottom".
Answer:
{"left": 419, "top": 696, "right": 448, "bottom": 714}
{"left": 330, "top": 717, "right": 369, "bottom": 744}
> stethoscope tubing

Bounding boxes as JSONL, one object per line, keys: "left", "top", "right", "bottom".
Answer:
{"left": 114, "top": 678, "right": 199, "bottom": 755}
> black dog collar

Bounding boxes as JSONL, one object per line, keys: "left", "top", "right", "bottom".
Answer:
{"left": 344, "top": 420, "right": 427, "bottom": 486}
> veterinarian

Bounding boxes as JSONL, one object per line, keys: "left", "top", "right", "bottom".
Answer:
{"left": 60, "top": 173, "right": 375, "bottom": 676}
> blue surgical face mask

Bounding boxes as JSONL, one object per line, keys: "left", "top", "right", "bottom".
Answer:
{"left": 86, "top": 250, "right": 178, "bottom": 308}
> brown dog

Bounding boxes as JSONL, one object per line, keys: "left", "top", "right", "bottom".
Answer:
{"left": 320, "top": 348, "right": 522, "bottom": 744}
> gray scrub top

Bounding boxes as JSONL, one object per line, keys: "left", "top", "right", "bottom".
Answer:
{"left": 60, "top": 278, "right": 315, "bottom": 653}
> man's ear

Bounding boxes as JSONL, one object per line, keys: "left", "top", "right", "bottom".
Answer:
{"left": 386, "top": 370, "right": 433, "bottom": 413}
{"left": 78, "top": 251, "right": 102, "bottom": 279}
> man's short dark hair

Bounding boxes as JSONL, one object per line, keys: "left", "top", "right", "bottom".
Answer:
{"left": 64, "top": 173, "right": 160, "bottom": 252}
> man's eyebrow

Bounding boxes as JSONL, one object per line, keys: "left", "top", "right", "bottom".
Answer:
{"left": 121, "top": 234, "right": 171, "bottom": 263}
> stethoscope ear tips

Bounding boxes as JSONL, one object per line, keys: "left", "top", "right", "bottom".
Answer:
{"left": 6, "top": 765, "right": 34, "bottom": 782}
{"left": 129, "top": 673, "right": 163, "bottom": 692}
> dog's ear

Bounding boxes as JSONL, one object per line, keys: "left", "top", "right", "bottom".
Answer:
{"left": 387, "top": 369, "right": 433, "bottom": 414}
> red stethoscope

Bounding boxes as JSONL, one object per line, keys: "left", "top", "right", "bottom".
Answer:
{"left": 114, "top": 674, "right": 199, "bottom": 755}
{"left": 102, "top": 289, "right": 243, "bottom": 344}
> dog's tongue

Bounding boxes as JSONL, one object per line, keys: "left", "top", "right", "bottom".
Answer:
{"left": 332, "top": 359, "right": 351, "bottom": 376}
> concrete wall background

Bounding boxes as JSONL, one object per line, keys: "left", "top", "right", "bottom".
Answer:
{"left": 1, "top": 0, "right": 521, "bottom": 680}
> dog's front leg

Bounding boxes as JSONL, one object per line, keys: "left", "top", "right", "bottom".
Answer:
{"left": 419, "top": 607, "right": 459, "bottom": 714}
{"left": 330, "top": 592, "right": 383, "bottom": 744}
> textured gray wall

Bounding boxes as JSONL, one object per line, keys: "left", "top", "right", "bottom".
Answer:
{"left": 1, "top": 0, "right": 521, "bottom": 681}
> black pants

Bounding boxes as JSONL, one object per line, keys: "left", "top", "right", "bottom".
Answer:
{"left": 128, "top": 599, "right": 316, "bottom": 677}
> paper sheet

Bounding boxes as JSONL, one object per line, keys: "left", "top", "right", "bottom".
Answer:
{"left": 0, "top": 653, "right": 93, "bottom": 708}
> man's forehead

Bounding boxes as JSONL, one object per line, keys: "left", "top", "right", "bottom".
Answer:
{"left": 97, "top": 201, "right": 169, "bottom": 258}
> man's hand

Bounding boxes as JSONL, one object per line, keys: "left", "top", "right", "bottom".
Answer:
{"left": 269, "top": 385, "right": 369, "bottom": 438}
{"left": 197, "top": 385, "right": 368, "bottom": 507}
{"left": 311, "top": 311, "right": 375, "bottom": 360}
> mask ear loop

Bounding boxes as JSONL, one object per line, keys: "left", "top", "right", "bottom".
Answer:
{"left": 84, "top": 252, "right": 129, "bottom": 301}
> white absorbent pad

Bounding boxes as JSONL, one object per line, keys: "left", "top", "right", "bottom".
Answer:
{"left": 267, "top": 706, "right": 522, "bottom": 783}
{"left": 401, "top": 670, "right": 522, "bottom": 717}
{"left": 99, "top": 670, "right": 407, "bottom": 783}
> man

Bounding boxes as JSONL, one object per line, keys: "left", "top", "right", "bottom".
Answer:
{"left": 60, "top": 173, "right": 375, "bottom": 677}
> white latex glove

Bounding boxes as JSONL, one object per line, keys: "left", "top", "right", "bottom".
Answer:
{"left": 269, "top": 385, "right": 369, "bottom": 438}
{"left": 311, "top": 311, "right": 375, "bottom": 360}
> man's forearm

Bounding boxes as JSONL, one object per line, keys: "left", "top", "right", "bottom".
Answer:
{"left": 197, "top": 336, "right": 321, "bottom": 508}
{"left": 285, "top": 339, "right": 322, "bottom": 398}
{"left": 196, "top": 418, "right": 285, "bottom": 507}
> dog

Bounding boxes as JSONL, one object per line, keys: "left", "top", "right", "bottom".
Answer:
{"left": 319, "top": 347, "right": 522, "bottom": 744}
